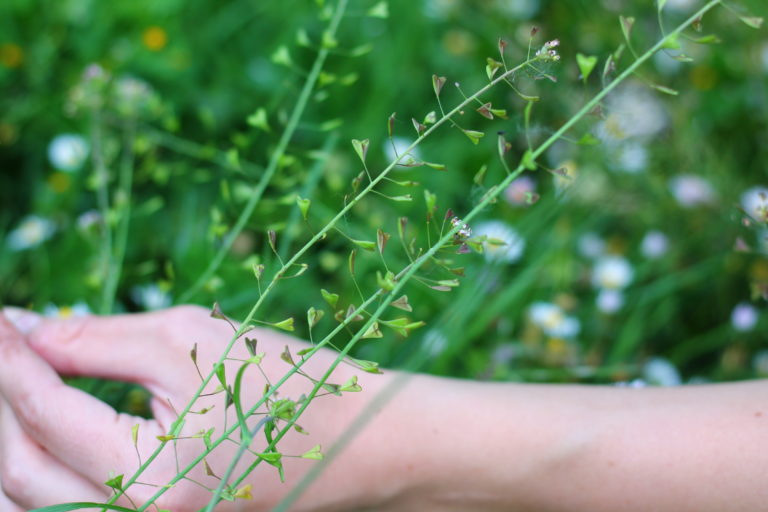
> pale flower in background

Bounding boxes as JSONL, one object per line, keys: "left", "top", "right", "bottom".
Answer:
{"left": 529, "top": 302, "right": 580, "bottom": 338}
{"left": 731, "top": 302, "right": 759, "bottom": 332}
{"left": 504, "top": 175, "right": 536, "bottom": 206}
{"left": 740, "top": 186, "right": 768, "bottom": 222}
{"left": 668, "top": 174, "right": 716, "bottom": 207}
{"left": 592, "top": 256, "right": 634, "bottom": 290}
{"left": 643, "top": 357, "right": 682, "bottom": 386}
{"left": 578, "top": 232, "right": 606, "bottom": 259}
{"left": 474, "top": 220, "right": 525, "bottom": 263}
{"left": 383, "top": 136, "right": 420, "bottom": 166}
{"left": 48, "top": 134, "right": 89, "bottom": 172}
{"left": 77, "top": 210, "right": 102, "bottom": 232}
{"left": 43, "top": 302, "right": 91, "bottom": 319}
{"left": 596, "top": 288, "right": 624, "bottom": 314}
{"left": 7, "top": 215, "right": 56, "bottom": 251}
{"left": 496, "top": 0, "right": 540, "bottom": 19}
{"left": 131, "top": 283, "right": 172, "bottom": 311}
{"left": 596, "top": 84, "right": 668, "bottom": 143}
{"left": 641, "top": 230, "right": 670, "bottom": 259}
{"left": 611, "top": 142, "right": 648, "bottom": 174}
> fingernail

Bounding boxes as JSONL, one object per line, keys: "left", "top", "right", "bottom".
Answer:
{"left": 2, "top": 307, "right": 43, "bottom": 335}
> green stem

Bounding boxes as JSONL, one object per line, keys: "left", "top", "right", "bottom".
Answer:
{"left": 178, "top": 0, "right": 348, "bottom": 303}
{"left": 101, "top": 120, "right": 136, "bottom": 314}
{"left": 90, "top": 108, "right": 113, "bottom": 315}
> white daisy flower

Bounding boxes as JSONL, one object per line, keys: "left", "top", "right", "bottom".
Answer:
{"left": 473, "top": 220, "right": 525, "bottom": 263}
{"left": 43, "top": 302, "right": 91, "bottom": 319}
{"left": 731, "top": 302, "right": 759, "bottom": 332}
{"left": 740, "top": 186, "right": 768, "bottom": 223}
{"left": 596, "top": 288, "right": 624, "bottom": 314}
{"left": 592, "top": 256, "right": 634, "bottom": 290}
{"left": 48, "top": 134, "right": 89, "bottom": 172}
{"left": 611, "top": 142, "right": 648, "bottom": 174}
{"left": 643, "top": 357, "right": 681, "bottom": 386}
{"left": 578, "top": 232, "right": 606, "bottom": 259}
{"left": 131, "top": 283, "right": 172, "bottom": 311}
{"left": 7, "top": 215, "right": 56, "bottom": 251}
{"left": 641, "top": 231, "right": 670, "bottom": 259}
{"left": 596, "top": 84, "right": 668, "bottom": 143}
{"left": 529, "top": 302, "right": 580, "bottom": 338}
{"left": 668, "top": 174, "right": 716, "bottom": 207}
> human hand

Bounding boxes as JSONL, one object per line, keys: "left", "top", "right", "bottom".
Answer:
{"left": 0, "top": 306, "right": 406, "bottom": 511}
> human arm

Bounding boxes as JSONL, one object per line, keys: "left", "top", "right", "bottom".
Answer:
{"left": 1, "top": 306, "right": 767, "bottom": 511}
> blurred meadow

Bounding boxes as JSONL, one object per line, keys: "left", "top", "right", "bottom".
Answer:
{"left": 1, "top": 0, "right": 767, "bottom": 414}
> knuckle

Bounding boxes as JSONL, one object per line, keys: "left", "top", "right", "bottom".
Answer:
{"left": 0, "top": 458, "right": 30, "bottom": 503}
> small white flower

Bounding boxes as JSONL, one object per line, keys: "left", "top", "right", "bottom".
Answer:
{"left": 43, "top": 302, "right": 91, "bottom": 319}
{"left": 131, "top": 283, "right": 172, "bottom": 311}
{"left": 596, "top": 289, "right": 624, "bottom": 314}
{"left": 48, "top": 134, "right": 89, "bottom": 172}
{"left": 474, "top": 220, "right": 525, "bottom": 263}
{"left": 612, "top": 142, "right": 648, "bottom": 174}
{"left": 450, "top": 217, "right": 472, "bottom": 240}
{"left": 641, "top": 231, "right": 669, "bottom": 259}
{"left": 7, "top": 215, "right": 56, "bottom": 251}
{"left": 592, "top": 256, "right": 634, "bottom": 290}
{"left": 643, "top": 357, "right": 681, "bottom": 386}
{"left": 77, "top": 210, "right": 102, "bottom": 232}
{"left": 740, "top": 186, "right": 768, "bottom": 223}
{"left": 731, "top": 302, "right": 759, "bottom": 332}
{"left": 668, "top": 174, "right": 716, "bottom": 207}
{"left": 529, "top": 302, "right": 580, "bottom": 338}
{"left": 384, "top": 137, "right": 420, "bottom": 167}
{"left": 597, "top": 84, "right": 668, "bottom": 143}
{"left": 578, "top": 232, "right": 606, "bottom": 259}
{"left": 504, "top": 175, "right": 537, "bottom": 206}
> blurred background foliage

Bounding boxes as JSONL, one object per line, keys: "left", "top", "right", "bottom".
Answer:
{"left": 1, "top": 0, "right": 767, "bottom": 413}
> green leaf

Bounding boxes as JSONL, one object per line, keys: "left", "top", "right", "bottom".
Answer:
{"left": 619, "top": 16, "right": 635, "bottom": 45}
{"left": 321, "top": 289, "right": 339, "bottom": 309}
{"left": 739, "top": 16, "right": 763, "bottom": 29}
{"left": 424, "top": 161, "right": 446, "bottom": 171}
{"left": 367, "top": 1, "right": 389, "bottom": 18}
{"left": 296, "top": 196, "right": 311, "bottom": 221}
{"left": 271, "top": 45, "right": 292, "bottom": 66}
{"left": 362, "top": 322, "right": 383, "bottom": 339}
{"left": 576, "top": 53, "right": 598, "bottom": 84}
{"left": 352, "top": 239, "right": 376, "bottom": 251}
{"left": 391, "top": 295, "right": 412, "bottom": 312}
{"left": 651, "top": 83, "right": 679, "bottom": 96}
{"left": 351, "top": 138, "right": 369, "bottom": 164}
{"left": 301, "top": 444, "right": 325, "bottom": 460}
{"left": 657, "top": 0, "right": 667, "bottom": 12}
{"left": 661, "top": 33, "right": 681, "bottom": 50}
{"left": 104, "top": 475, "right": 123, "bottom": 491}
{"left": 521, "top": 149, "right": 537, "bottom": 170}
{"left": 432, "top": 75, "right": 446, "bottom": 97}
{"left": 577, "top": 133, "right": 600, "bottom": 146}
{"left": 214, "top": 362, "right": 227, "bottom": 388}
{"left": 688, "top": 34, "right": 721, "bottom": 44}
{"left": 257, "top": 452, "right": 283, "bottom": 464}
{"left": 246, "top": 108, "right": 270, "bottom": 132}
{"left": 462, "top": 129, "right": 485, "bottom": 145}
{"left": 271, "top": 318, "right": 295, "bottom": 331}
{"left": 347, "top": 357, "right": 383, "bottom": 374}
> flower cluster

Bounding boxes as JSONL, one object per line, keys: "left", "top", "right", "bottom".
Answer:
{"left": 535, "top": 39, "right": 560, "bottom": 61}
{"left": 450, "top": 216, "right": 472, "bottom": 241}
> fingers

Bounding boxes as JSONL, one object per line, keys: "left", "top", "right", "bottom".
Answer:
{"left": 2, "top": 307, "right": 43, "bottom": 335}
{"left": 0, "top": 315, "right": 153, "bottom": 483}
{"left": 26, "top": 308, "right": 195, "bottom": 395}
{"left": 0, "top": 400, "right": 106, "bottom": 509}
{"left": 0, "top": 483, "right": 24, "bottom": 512}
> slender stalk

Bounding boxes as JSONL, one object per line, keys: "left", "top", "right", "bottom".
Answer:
{"left": 90, "top": 108, "right": 114, "bottom": 316}
{"left": 101, "top": 120, "right": 136, "bottom": 314}
{"left": 178, "top": 0, "right": 349, "bottom": 303}
{"left": 110, "top": 1, "right": 721, "bottom": 508}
